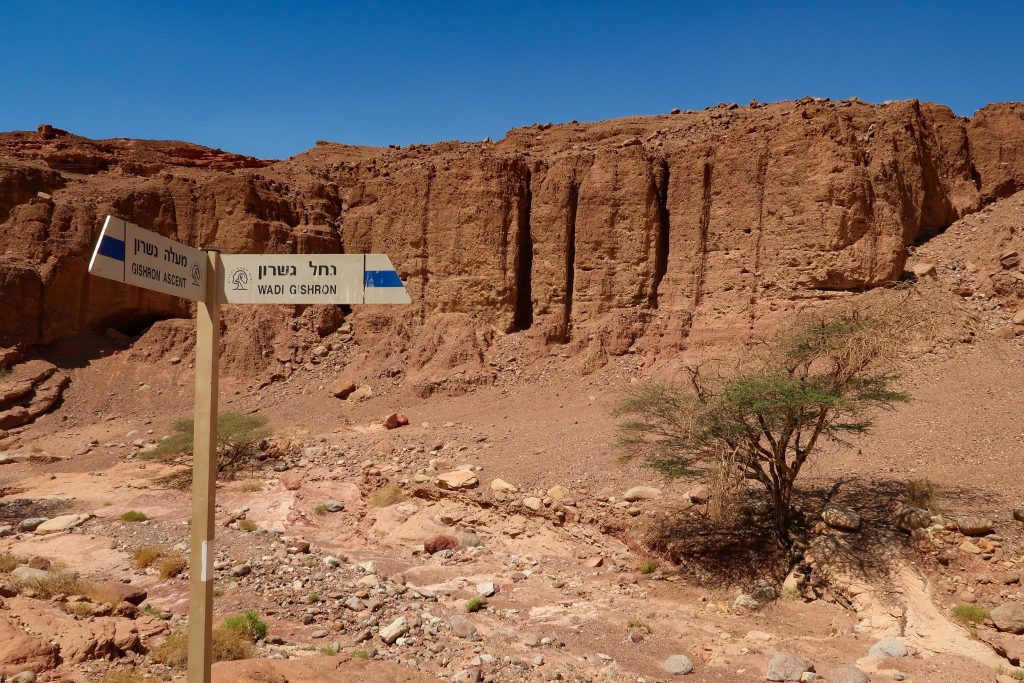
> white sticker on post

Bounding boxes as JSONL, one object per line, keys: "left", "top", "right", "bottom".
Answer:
{"left": 201, "top": 540, "right": 213, "bottom": 582}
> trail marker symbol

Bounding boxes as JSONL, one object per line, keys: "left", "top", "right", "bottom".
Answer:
{"left": 88, "top": 216, "right": 409, "bottom": 683}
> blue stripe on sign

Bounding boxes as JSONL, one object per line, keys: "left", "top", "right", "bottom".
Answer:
{"left": 97, "top": 235, "right": 126, "bottom": 261}
{"left": 364, "top": 270, "right": 403, "bottom": 288}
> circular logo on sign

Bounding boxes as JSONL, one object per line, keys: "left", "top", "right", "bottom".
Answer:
{"left": 229, "top": 268, "right": 250, "bottom": 291}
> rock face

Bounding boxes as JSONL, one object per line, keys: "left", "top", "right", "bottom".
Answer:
{"left": 1, "top": 100, "right": 1023, "bottom": 383}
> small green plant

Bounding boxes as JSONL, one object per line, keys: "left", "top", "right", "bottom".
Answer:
{"left": 626, "top": 618, "right": 652, "bottom": 632}
{"left": 465, "top": 595, "right": 487, "bottom": 613}
{"left": 308, "top": 591, "right": 320, "bottom": 603}
{"left": 370, "top": 481, "right": 407, "bottom": 507}
{"left": 146, "top": 412, "right": 270, "bottom": 472}
{"left": 907, "top": 478, "right": 941, "bottom": 511}
{"left": 0, "top": 552, "right": 27, "bottom": 573}
{"left": 212, "top": 587, "right": 224, "bottom": 597}
{"left": 952, "top": 603, "right": 989, "bottom": 625}
{"left": 320, "top": 645, "right": 339, "bottom": 655}
{"left": 353, "top": 649, "right": 371, "bottom": 659}
{"left": 121, "top": 510, "right": 148, "bottom": 522}
{"left": 238, "top": 519, "right": 258, "bottom": 532}
{"left": 221, "top": 610, "right": 268, "bottom": 641}
{"left": 994, "top": 666, "right": 1024, "bottom": 681}
{"left": 314, "top": 504, "right": 328, "bottom": 516}
{"left": 143, "top": 604, "right": 166, "bottom": 619}
{"left": 637, "top": 559, "right": 660, "bottom": 574}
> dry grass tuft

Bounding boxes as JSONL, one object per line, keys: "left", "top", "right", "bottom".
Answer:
{"left": 61, "top": 601, "right": 95, "bottom": 617}
{"left": 133, "top": 546, "right": 166, "bottom": 570}
{"left": 907, "top": 478, "right": 941, "bottom": 512}
{"left": 0, "top": 552, "right": 27, "bottom": 573}
{"left": 239, "top": 478, "right": 263, "bottom": 492}
{"left": 97, "top": 667, "right": 160, "bottom": 683}
{"left": 152, "top": 628, "right": 253, "bottom": 668}
{"left": 370, "top": 481, "right": 407, "bottom": 507}
{"left": 158, "top": 553, "right": 187, "bottom": 580}
{"left": 19, "top": 571, "right": 88, "bottom": 599}
{"left": 238, "top": 519, "right": 258, "bottom": 532}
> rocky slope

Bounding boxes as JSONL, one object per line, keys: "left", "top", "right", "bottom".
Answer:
{"left": 1, "top": 100, "right": 1023, "bottom": 389}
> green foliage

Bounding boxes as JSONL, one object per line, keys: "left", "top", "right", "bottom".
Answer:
{"left": 120, "top": 510, "right": 148, "bottom": 522}
{"left": 465, "top": 595, "right": 487, "bottom": 612}
{"left": 145, "top": 412, "right": 270, "bottom": 472}
{"left": 221, "top": 610, "right": 268, "bottom": 642}
{"left": 308, "top": 591, "right": 320, "bottom": 603}
{"left": 615, "top": 313, "right": 911, "bottom": 542}
{"left": 314, "top": 505, "right": 328, "bottom": 515}
{"left": 952, "top": 603, "right": 989, "bottom": 625}
{"left": 320, "top": 645, "right": 339, "bottom": 655}
{"left": 352, "top": 649, "right": 371, "bottom": 659}
{"left": 636, "top": 559, "right": 660, "bottom": 574}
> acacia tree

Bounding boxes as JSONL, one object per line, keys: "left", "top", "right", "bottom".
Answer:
{"left": 615, "top": 315, "right": 910, "bottom": 543}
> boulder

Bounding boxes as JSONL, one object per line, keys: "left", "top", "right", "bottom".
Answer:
{"left": 956, "top": 516, "right": 994, "bottom": 536}
{"left": 378, "top": 616, "right": 409, "bottom": 644}
{"left": 16, "top": 518, "right": 47, "bottom": 533}
{"left": 868, "top": 637, "right": 908, "bottom": 658}
{"left": 821, "top": 504, "right": 862, "bottom": 531}
{"left": 766, "top": 652, "right": 814, "bottom": 681}
{"left": 490, "top": 478, "right": 517, "bottom": 493}
{"left": 92, "top": 581, "right": 147, "bottom": 606}
{"left": 522, "top": 497, "right": 543, "bottom": 511}
{"left": 991, "top": 602, "right": 1024, "bottom": 634}
{"left": 895, "top": 506, "right": 931, "bottom": 532}
{"left": 436, "top": 471, "right": 478, "bottom": 490}
{"left": 662, "top": 654, "right": 694, "bottom": 675}
{"left": 33, "top": 514, "right": 91, "bottom": 535}
{"left": 10, "top": 566, "right": 49, "bottom": 583}
{"left": 449, "top": 615, "right": 478, "bottom": 639}
{"left": 330, "top": 382, "right": 356, "bottom": 399}
{"left": 822, "top": 665, "right": 870, "bottom": 683}
{"left": 622, "top": 486, "right": 660, "bottom": 502}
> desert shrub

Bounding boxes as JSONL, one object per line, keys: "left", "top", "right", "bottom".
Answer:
{"left": 626, "top": 618, "right": 652, "bottom": 632}
{"left": 314, "top": 504, "right": 328, "bottom": 516}
{"left": 636, "top": 559, "right": 660, "bottom": 574}
{"left": 221, "top": 610, "right": 268, "bottom": 641}
{"left": 465, "top": 595, "right": 486, "bottom": 612}
{"left": 307, "top": 591, "right": 320, "bottom": 603}
{"left": 424, "top": 533, "right": 460, "bottom": 554}
{"left": 86, "top": 584, "right": 125, "bottom": 606}
{"left": 146, "top": 412, "right": 270, "bottom": 472}
{"left": 952, "top": 603, "right": 989, "bottom": 625}
{"left": 158, "top": 553, "right": 187, "bottom": 579}
{"left": 133, "top": 546, "right": 165, "bottom": 569}
{"left": 0, "top": 552, "right": 27, "bottom": 573}
{"left": 353, "top": 648, "right": 371, "bottom": 659}
{"left": 238, "top": 519, "right": 258, "bottom": 532}
{"left": 61, "top": 601, "right": 95, "bottom": 617}
{"left": 616, "top": 312, "right": 912, "bottom": 543}
{"left": 120, "top": 510, "right": 148, "bottom": 522}
{"left": 152, "top": 627, "right": 253, "bottom": 667}
{"left": 370, "top": 481, "right": 406, "bottom": 507}
{"left": 320, "top": 645, "right": 339, "bottom": 655}
{"left": 239, "top": 478, "right": 263, "bottom": 492}
{"left": 19, "top": 571, "right": 87, "bottom": 598}
{"left": 907, "top": 478, "right": 941, "bottom": 511}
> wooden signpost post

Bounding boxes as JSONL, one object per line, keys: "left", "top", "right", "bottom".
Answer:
{"left": 89, "top": 216, "right": 409, "bottom": 682}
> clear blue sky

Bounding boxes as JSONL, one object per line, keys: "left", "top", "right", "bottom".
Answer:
{"left": 3, "top": 1, "right": 1020, "bottom": 159}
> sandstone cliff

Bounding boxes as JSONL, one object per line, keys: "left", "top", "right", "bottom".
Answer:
{"left": 1, "top": 98, "right": 1022, "bottom": 385}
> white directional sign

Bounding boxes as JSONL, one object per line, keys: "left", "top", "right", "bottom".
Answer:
{"left": 88, "top": 216, "right": 206, "bottom": 302}
{"left": 219, "top": 253, "right": 410, "bottom": 305}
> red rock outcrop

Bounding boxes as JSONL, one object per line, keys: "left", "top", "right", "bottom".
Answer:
{"left": 1, "top": 98, "right": 1022, "bottom": 382}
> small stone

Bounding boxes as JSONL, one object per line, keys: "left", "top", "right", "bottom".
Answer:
{"left": 460, "top": 531, "right": 483, "bottom": 548}
{"left": 686, "top": 484, "right": 711, "bottom": 504}
{"left": 547, "top": 485, "right": 568, "bottom": 500}
{"left": 622, "top": 486, "right": 660, "bottom": 502}
{"left": 311, "top": 628, "right": 329, "bottom": 638}
{"left": 10, "top": 672, "right": 37, "bottom": 683}
{"left": 34, "top": 514, "right": 90, "bottom": 535}
{"left": 734, "top": 593, "right": 759, "bottom": 610}
{"left": 436, "top": 470, "right": 479, "bottom": 490}
{"left": 324, "top": 556, "right": 342, "bottom": 567}
{"left": 449, "top": 614, "right": 478, "bottom": 638}
{"left": 822, "top": 504, "right": 861, "bottom": 532}
{"left": 384, "top": 413, "right": 409, "bottom": 430}
{"left": 476, "top": 581, "right": 497, "bottom": 597}
{"left": 344, "top": 596, "right": 365, "bottom": 611}
{"left": 378, "top": 616, "right": 409, "bottom": 644}
{"left": 956, "top": 516, "right": 994, "bottom": 536}
{"left": 230, "top": 564, "right": 252, "bottom": 577}
{"left": 0, "top": 525, "right": 13, "bottom": 537}
{"left": 895, "top": 506, "right": 931, "bottom": 532}
{"left": 331, "top": 381, "right": 356, "bottom": 399}
{"left": 766, "top": 652, "right": 814, "bottom": 681}
{"left": 868, "top": 637, "right": 908, "bottom": 658}
{"left": 490, "top": 478, "right": 517, "bottom": 493}
{"left": 522, "top": 497, "right": 543, "bottom": 511}
{"left": 991, "top": 602, "right": 1024, "bottom": 634}
{"left": 662, "top": 654, "right": 693, "bottom": 675}
{"left": 323, "top": 501, "right": 344, "bottom": 512}
{"left": 911, "top": 262, "right": 936, "bottom": 277}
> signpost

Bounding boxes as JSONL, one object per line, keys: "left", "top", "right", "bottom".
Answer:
{"left": 88, "top": 217, "right": 409, "bottom": 682}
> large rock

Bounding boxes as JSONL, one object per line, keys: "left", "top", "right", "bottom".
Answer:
{"left": 10, "top": 566, "right": 49, "bottom": 583}
{"left": 449, "top": 615, "right": 478, "bottom": 639}
{"left": 33, "top": 513, "right": 91, "bottom": 535}
{"left": 0, "top": 616, "right": 58, "bottom": 676}
{"left": 821, "top": 504, "right": 862, "bottom": 532}
{"left": 766, "top": 652, "right": 813, "bottom": 681}
{"left": 991, "top": 602, "right": 1024, "bottom": 634}
{"left": 956, "top": 516, "right": 994, "bottom": 536}
{"left": 92, "top": 581, "right": 147, "bottom": 606}
{"left": 868, "top": 637, "right": 908, "bottom": 658}
{"left": 662, "top": 654, "right": 694, "bottom": 675}
{"left": 16, "top": 518, "right": 47, "bottom": 533}
{"left": 378, "top": 616, "right": 409, "bottom": 644}
{"left": 822, "top": 666, "right": 870, "bottom": 683}
{"left": 436, "top": 471, "right": 479, "bottom": 490}
{"left": 622, "top": 486, "right": 661, "bottom": 502}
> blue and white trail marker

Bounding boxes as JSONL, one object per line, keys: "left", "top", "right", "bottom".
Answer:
{"left": 88, "top": 216, "right": 207, "bottom": 302}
